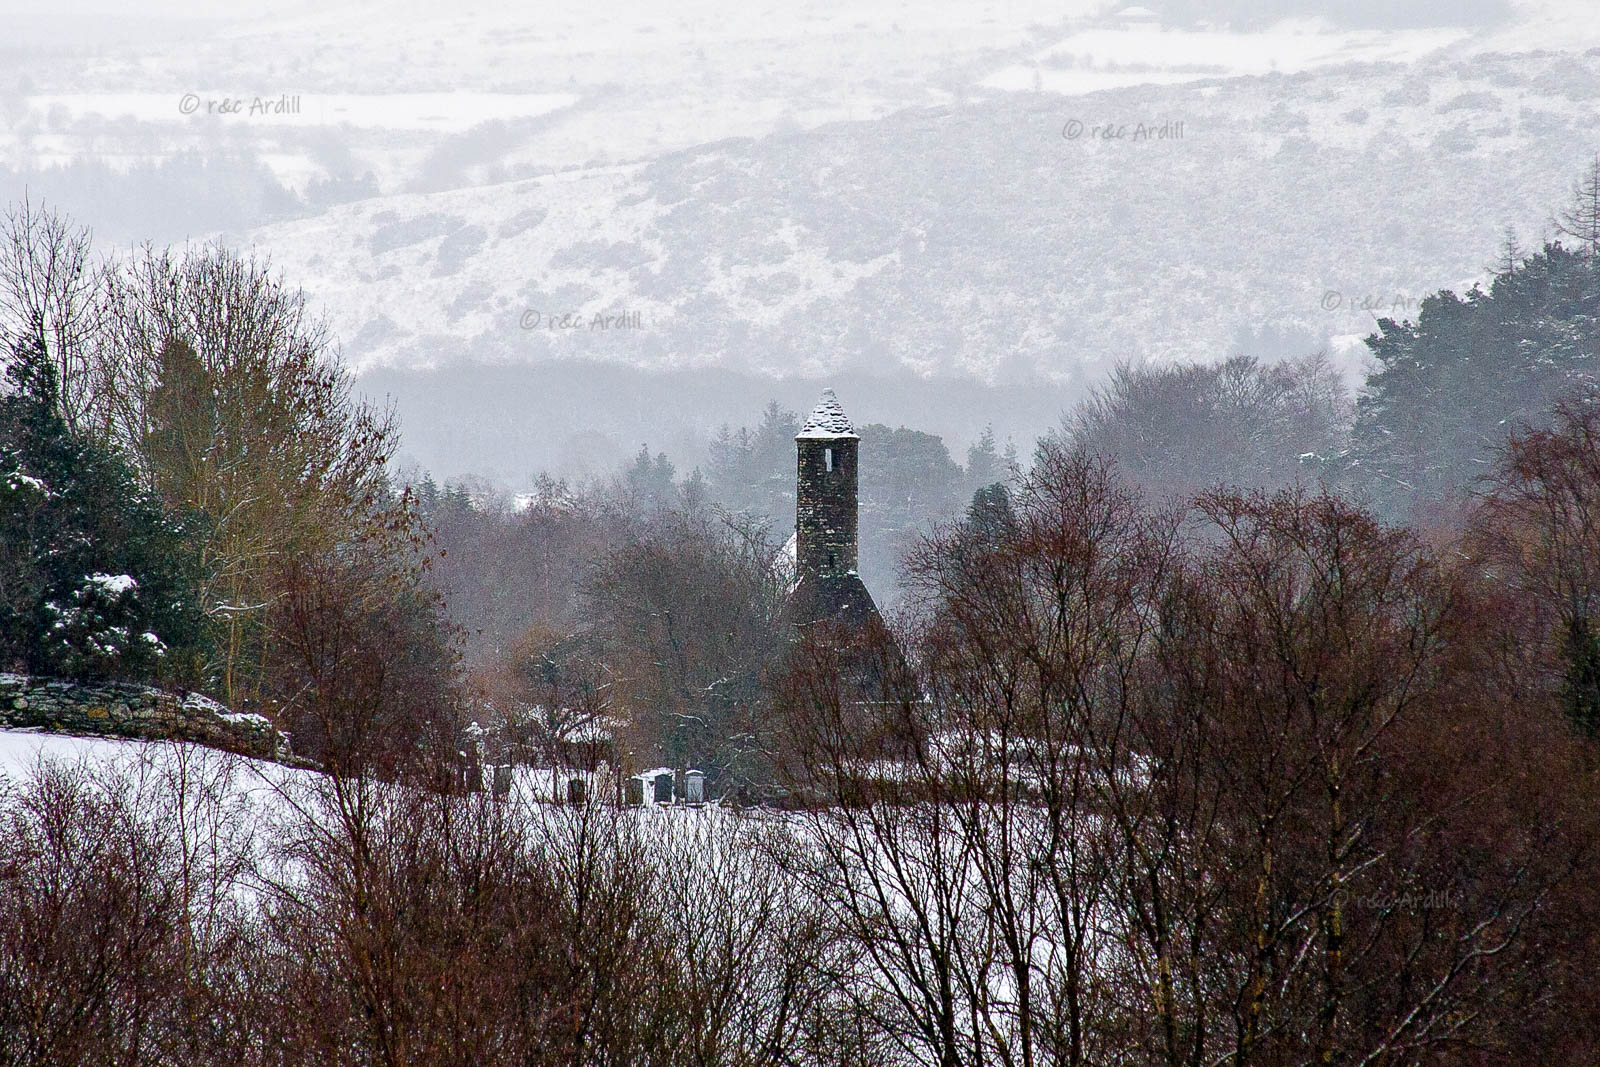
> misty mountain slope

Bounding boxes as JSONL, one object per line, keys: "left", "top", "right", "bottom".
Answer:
{"left": 2, "top": 0, "right": 1098, "bottom": 217}
{"left": 248, "top": 49, "right": 1600, "bottom": 393}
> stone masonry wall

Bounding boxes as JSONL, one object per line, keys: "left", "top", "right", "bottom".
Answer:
{"left": 0, "top": 673, "right": 287, "bottom": 761}
{"left": 796, "top": 436, "right": 859, "bottom": 580}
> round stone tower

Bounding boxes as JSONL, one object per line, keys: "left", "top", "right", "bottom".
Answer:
{"left": 796, "top": 389, "right": 860, "bottom": 582}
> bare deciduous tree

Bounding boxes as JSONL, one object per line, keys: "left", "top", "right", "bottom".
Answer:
{"left": 1062, "top": 353, "right": 1349, "bottom": 502}
{"left": 0, "top": 197, "right": 104, "bottom": 432}
{"left": 1553, "top": 153, "right": 1600, "bottom": 254}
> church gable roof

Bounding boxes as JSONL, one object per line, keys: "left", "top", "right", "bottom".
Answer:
{"left": 797, "top": 388, "right": 859, "bottom": 440}
{"left": 783, "top": 572, "right": 883, "bottom": 632}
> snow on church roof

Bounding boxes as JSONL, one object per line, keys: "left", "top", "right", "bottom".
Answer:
{"left": 796, "top": 389, "right": 859, "bottom": 440}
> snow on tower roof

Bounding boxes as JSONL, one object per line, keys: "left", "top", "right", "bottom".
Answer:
{"left": 796, "top": 388, "right": 859, "bottom": 440}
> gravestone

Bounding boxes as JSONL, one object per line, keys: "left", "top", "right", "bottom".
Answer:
{"left": 492, "top": 764, "right": 512, "bottom": 797}
{"left": 653, "top": 771, "right": 673, "bottom": 804}
{"left": 566, "top": 776, "right": 586, "bottom": 805}
{"left": 685, "top": 769, "right": 705, "bottom": 804}
{"left": 626, "top": 777, "right": 644, "bottom": 806}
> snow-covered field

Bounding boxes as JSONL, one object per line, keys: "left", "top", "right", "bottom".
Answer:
{"left": 0, "top": 729, "right": 160, "bottom": 779}
{"left": 0, "top": 728, "right": 304, "bottom": 812}
{"left": 984, "top": 19, "right": 1474, "bottom": 93}
{"left": 0, "top": 727, "right": 702, "bottom": 818}
{"left": 2, "top": 0, "right": 1108, "bottom": 186}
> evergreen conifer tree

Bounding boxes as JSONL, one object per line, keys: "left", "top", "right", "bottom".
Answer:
{"left": 1349, "top": 239, "right": 1600, "bottom": 516}
{"left": 1561, "top": 615, "right": 1600, "bottom": 737}
{"left": 0, "top": 338, "right": 203, "bottom": 681}
{"left": 142, "top": 336, "right": 215, "bottom": 507}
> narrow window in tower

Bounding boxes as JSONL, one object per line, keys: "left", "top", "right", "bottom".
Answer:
{"left": 824, "top": 447, "right": 833, "bottom": 472}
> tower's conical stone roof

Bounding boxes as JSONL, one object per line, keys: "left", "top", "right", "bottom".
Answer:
{"left": 797, "top": 388, "right": 858, "bottom": 440}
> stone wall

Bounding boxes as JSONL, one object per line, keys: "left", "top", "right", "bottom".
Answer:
{"left": 796, "top": 435, "right": 859, "bottom": 580}
{"left": 0, "top": 673, "right": 287, "bottom": 761}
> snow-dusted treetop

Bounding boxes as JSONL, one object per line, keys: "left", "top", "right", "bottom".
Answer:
{"left": 796, "top": 389, "right": 858, "bottom": 440}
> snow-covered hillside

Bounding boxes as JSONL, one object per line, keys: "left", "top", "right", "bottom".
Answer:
{"left": 0, "top": 729, "right": 163, "bottom": 778}
{"left": 0, "top": 729, "right": 301, "bottom": 825}
{"left": 243, "top": 48, "right": 1600, "bottom": 391}
{"left": 7, "top": 0, "right": 1600, "bottom": 478}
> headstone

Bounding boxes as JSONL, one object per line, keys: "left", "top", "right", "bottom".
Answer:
{"left": 492, "top": 764, "right": 513, "bottom": 798}
{"left": 626, "top": 777, "right": 644, "bottom": 806}
{"left": 566, "top": 776, "right": 586, "bottom": 805}
{"left": 463, "top": 720, "right": 486, "bottom": 766}
{"left": 653, "top": 771, "right": 673, "bottom": 804}
{"left": 685, "top": 769, "right": 705, "bottom": 804}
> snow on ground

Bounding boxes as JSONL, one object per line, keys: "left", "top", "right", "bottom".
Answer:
{"left": 30, "top": 92, "right": 581, "bottom": 132}
{"left": 1470, "top": 0, "right": 1600, "bottom": 53}
{"left": 0, "top": 729, "right": 157, "bottom": 779}
{"left": 0, "top": 728, "right": 305, "bottom": 821}
{"left": 8, "top": 0, "right": 1600, "bottom": 482}
{"left": 0, "top": 729, "right": 712, "bottom": 819}
{"left": 983, "top": 20, "right": 1472, "bottom": 95}
{"left": 3, "top": 0, "right": 1107, "bottom": 184}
